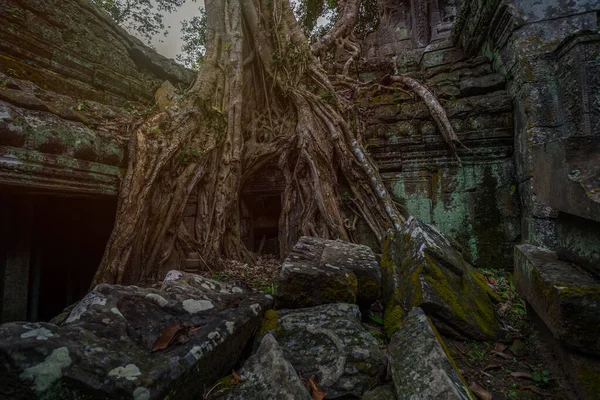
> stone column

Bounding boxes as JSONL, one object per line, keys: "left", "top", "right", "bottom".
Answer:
{"left": 0, "top": 196, "right": 33, "bottom": 323}
{"left": 410, "top": 0, "right": 430, "bottom": 48}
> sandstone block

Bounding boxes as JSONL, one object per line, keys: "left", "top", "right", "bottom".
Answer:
{"left": 216, "top": 334, "right": 311, "bottom": 400}
{"left": 275, "top": 236, "right": 380, "bottom": 309}
{"left": 514, "top": 244, "right": 600, "bottom": 355}
{"left": 389, "top": 308, "right": 473, "bottom": 400}
{"left": 260, "top": 303, "right": 386, "bottom": 398}
{"left": 380, "top": 217, "right": 500, "bottom": 339}
{"left": 0, "top": 271, "right": 272, "bottom": 399}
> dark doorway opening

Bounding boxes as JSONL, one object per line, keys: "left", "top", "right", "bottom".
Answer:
{"left": 28, "top": 195, "right": 116, "bottom": 321}
{"left": 0, "top": 189, "right": 116, "bottom": 322}
{"left": 241, "top": 194, "right": 282, "bottom": 256}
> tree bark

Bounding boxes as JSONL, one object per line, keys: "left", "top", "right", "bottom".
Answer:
{"left": 92, "top": 0, "right": 405, "bottom": 287}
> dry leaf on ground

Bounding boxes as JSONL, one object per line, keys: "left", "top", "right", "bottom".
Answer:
{"left": 308, "top": 377, "right": 327, "bottom": 400}
{"left": 152, "top": 324, "right": 184, "bottom": 352}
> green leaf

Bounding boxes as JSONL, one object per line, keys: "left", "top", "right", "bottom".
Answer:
{"left": 368, "top": 314, "right": 384, "bottom": 325}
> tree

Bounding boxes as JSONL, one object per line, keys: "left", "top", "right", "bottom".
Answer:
{"left": 176, "top": 7, "right": 208, "bottom": 70}
{"left": 91, "top": 0, "right": 461, "bottom": 286}
{"left": 92, "top": 0, "right": 188, "bottom": 43}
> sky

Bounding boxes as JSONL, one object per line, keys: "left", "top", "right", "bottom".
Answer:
{"left": 145, "top": 0, "right": 323, "bottom": 61}
{"left": 151, "top": 0, "right": 204, "bottom": 59}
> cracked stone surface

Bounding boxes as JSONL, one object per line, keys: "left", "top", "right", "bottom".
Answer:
{"left": 275, "top": 236, "right": 381, "bottom": 310}
{"left": 0, "top": 271, "right": 272, "bottom": 399}
{"left": 389, "top": 307, "right": 473, "bottom": 400}
{"left": 260, "top": 303, "right": 386, "bottom": 398}
{"left": 216, "top": 334, "right": 311, "bottom": 400}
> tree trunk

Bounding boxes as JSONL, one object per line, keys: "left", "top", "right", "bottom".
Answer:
{"left": 91, "top": 0, "right": 405, "bottom": 287}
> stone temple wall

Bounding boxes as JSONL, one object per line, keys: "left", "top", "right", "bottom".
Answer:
{"left": 452, "top": 0, "right": 600, "bottom": 277}
{"left": 0, "top": 0, "right": 597, "bottom": 276}
{"left": 0, "top": 0, "right": 193, "bottom": 322}
{"left": 0, "top": 0, "right": 193, "bottom": 196}
{"left": 357, "top": 0, "right": 520, "bottom": 270}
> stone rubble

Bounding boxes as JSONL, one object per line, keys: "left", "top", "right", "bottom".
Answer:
{"left": 275, "top": 236, "right": 381, "bottom": 310}
{"left": 380, "top": 217, "right": 500, "bottom": 339}
{"left": 0, "top": 272, "right": 272, "bottom": 400}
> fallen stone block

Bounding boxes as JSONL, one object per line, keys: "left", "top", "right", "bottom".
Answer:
{"left": 0, "top": 271, "right": 272, "bottom": 400}
{"left": 514, "top": 244, "right": 600, "bottom": 356}
{"left": 380, "top": 217, "right": 500, "bottom": 339}
{"left": 215, "top": 334, "right": 311, "bottom": 400}
{"left": 362, "top": 384, "right": 397, "bottom": 400}
{"left": 275, "top": 236, "right": 381, "bottom": 309}
{"left": 260, "top": 303, "right": 386, "bottom": 398}
{"left": 389, "top": 308, "right": 473, "bottom": 400}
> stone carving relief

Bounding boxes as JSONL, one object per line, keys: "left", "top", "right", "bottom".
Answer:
{"left": 411, "top": 0, "right": 431, "bottom": 48}
{"left": 431, "top": 0, "right": 461, "bottom": 41}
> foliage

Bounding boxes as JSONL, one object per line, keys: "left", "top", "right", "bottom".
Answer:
{"left": 467, "top": 341, "right": 489, "bottom": 364}
{"left": 533, "top": 370, "right": 551, "bottom": 386}
{"left": 355, "top": 0, "right": 380, "bottom": 38}
{"left": 293, "top": 0, "right": 379, "bottom": 42}
{"left": 176, "top": 7, "right": 207, "bottom": 70}
{"left": 92, "top": 0, "right": 188, "bottom": 43}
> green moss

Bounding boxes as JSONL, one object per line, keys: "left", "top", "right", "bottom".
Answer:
{"left": 383, "top": 302, "right": 405, "bottom": 338}
{"left": 319, "top": 273, "right": 357, "bottom": 304}
{"left": 418, "top": 253, "right": 497, "bottom": 339}
{"left": 422, "top": 255, "right": 467, "bottom": 321}
{"left": 357, "top": 276, "right": 379, "bottom": 299}
{"left": 259, "top": 309, "right": 280, "bottom": 336}
{"left": 429, "top": 319, "right": 473, "bottom": 396}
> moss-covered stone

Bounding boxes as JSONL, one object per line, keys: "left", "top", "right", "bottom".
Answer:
{"left": 380, "top": 217, "right": 500, "bottom": 340}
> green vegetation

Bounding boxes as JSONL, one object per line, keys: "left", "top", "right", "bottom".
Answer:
{"left": 91, "top": 0, "right": 185, "bottom": 43}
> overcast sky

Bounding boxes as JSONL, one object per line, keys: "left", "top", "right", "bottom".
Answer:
{"left": 146, "top": 0, "right": 320, "bottom": 61}
{"left": 150, "top": 0, "right": 204, "bottom": 59}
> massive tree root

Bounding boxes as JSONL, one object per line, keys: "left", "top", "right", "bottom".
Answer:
{"left": 92, "top": 0, "right": 459, "bottom": 286}
{"left": 92, "top": 0, "right": 403, "bottom": 286}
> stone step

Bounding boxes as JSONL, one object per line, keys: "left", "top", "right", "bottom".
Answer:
{"left": 514, "top": 244, "right": 600, "bottom": 356}
{"left": 514, "top": 244, "right": 600, "bottom": 400}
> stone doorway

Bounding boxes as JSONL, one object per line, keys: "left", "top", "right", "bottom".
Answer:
{"left": 241, "top": 193, "right": 282, "bottom": 256}
{"left": 0, "top": 189, "right": 116, "bottom": 322}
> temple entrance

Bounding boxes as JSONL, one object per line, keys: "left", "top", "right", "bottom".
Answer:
{"left": 240, "top": 162, "right": 284, "bottom": 256}
{"left": 0, "top": 188, "right": 116, "bottom": 322}
{"left": 241, "top": 193, "right": 282, "bottom": 256}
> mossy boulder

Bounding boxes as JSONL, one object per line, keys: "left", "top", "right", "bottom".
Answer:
{"left": 389, "top": 308, "right": 474, "bottom": 400}
{"left": 215, "top": 334, "right": 311, "bottom": 400}
{"left": 380, "top": 217, "right": 500, "bottom": 339}
{"left": 260, "top": 303, "right": 386, "bottom": 398}
{"left": 275, "top": 236, "right": 381, "bottom": 310}
{"left": 0, "top": 271, "right": 272, "bottom": 399}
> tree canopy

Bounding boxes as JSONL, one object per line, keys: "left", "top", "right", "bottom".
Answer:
{"left": 91, "top": 0, "right": 188, "bottom": 43}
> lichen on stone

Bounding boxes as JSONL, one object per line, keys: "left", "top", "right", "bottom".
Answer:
{"left": 19, "top": 347, "right": 72, "bottom": 392}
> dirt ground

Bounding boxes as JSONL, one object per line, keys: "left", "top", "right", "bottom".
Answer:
{"left": 444, "top": 268, "right": 573, "bottom": 400}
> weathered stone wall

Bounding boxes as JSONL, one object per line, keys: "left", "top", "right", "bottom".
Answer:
{"left": 359, "top": 37, "right": 519, "bottom": 269}
{"left": 0, "top": 0, "right": 193, "bottom": 195}
{"left": 452, "top": 0, "right": 600, "bottom": 276}
{"left": 0, "top": 0, "right": 194, "bottom": 322}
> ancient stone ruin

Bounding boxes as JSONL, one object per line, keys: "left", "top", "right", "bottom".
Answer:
{"left": 1, "top": 0, "right": 599, "bottom": 399}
